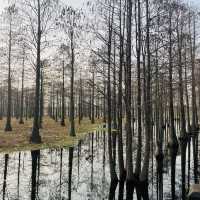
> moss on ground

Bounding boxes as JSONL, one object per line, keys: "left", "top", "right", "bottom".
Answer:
{"left": 0, "top": 117, "right": 104, "bottom": 153}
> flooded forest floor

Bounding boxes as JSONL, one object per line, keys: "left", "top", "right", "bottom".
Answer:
{"left": 0, "top": 129, "right": 198, "bottom": 199}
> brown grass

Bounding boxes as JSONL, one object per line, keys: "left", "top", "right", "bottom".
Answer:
{"left": 0, "top": 117, "right": 104, "bottom": 153}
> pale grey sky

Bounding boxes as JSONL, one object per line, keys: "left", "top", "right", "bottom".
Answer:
{"left": 0, "top": 0, "right": 86, "bottom": 12}
{"left": 184, "top": 0, "right": 200, "bottom": 7}
{"left": 0, "top": 0, "right": 199, "bottom": 12}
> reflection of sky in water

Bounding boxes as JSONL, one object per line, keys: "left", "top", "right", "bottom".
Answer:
{"left": 0, "top": 133, "right": 111, "bottom": 200}
{"left": 0, "top": 132, "right": 197, "bottom": 199}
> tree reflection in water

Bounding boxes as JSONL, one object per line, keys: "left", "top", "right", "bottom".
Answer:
{"left": 0, "top": 130, "right": 199, "bottom": 199}
{"left": 31, "top": 150, "right": 40, "bottom": 200}
{"left": 3, "top": 154, "right": 9, "bottom": 200}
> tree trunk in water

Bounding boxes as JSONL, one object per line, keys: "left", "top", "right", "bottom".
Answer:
{"left": 135, "top": 0, "right": 142, "bottom": 182}
{"left": 176, "top": 12, "right": 187, "bottom": 199}
{"left": 184, "top": 44, "right": 191, "bottom": 132}
{"left": 117, "top": 0, "right": 125, "bottom": 181}
{"left": 107, "top": 0, "right": 118, "bottom": 183}
{"left": 140, "top": 0, "right": 151, "bottom": 199}
{"left": 126, "top": 0, "right": 134, "bottom": 185}
{"left": 168, "top": 5, "right": 178, "bottom": 148}
{"left": 170, "top": 147, "right": 178, "bottom": 199}
{"left": 190, "top": 14, "right": 198, "bottom": 133}
{"left": 112, "top": 33, "right": 117, "bottom": 167}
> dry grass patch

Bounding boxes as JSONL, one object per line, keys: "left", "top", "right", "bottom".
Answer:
{"left": 0, "top": 117, "right": 104, "bottom": 153}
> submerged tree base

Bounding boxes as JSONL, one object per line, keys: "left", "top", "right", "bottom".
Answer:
{"left": 126, "top": 180, "right": 134, "bottom": 200}
{"left": 155, "top": 151, "right": 164, "bottom": 161}
{"left": 119, "top": 170, "right": 126, "bottom": 182}
{"left": 109, "top": 179, "right": 118, "bottom": 199}
{"left": 139, "top": 180, "right": 149, "bottom": 200}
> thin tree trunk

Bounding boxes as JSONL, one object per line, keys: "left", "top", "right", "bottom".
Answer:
{"left": 39, "top": 67, "right": 43, "bottom": 128}
{"left": 107, "top": 0, "right": 118, "bottom": 183}
{"left": 135, "top": 0, "right": 142, "bottom": 179}
{"left": 5, "top": 19, "right": 12, "bottom": 132}
{"left": 117, "top": 0, "right": 125, "bottom": 181}
{"left": 168, "top": 5, "right": 178, "bottom": 148}
{"left": 61, "top": 60, "right": 65, "bottom": 126}
{"left": 69, "top": 31, "right": 75, "bottom": 137}
{"left": 19, "top": 48, "right": 25, "bottom": 124}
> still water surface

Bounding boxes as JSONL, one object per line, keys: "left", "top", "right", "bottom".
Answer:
{"left": 0, "top": 131, "right": 197, "bottom": 200}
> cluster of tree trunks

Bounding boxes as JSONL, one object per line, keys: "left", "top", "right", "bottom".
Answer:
{"left": 91, "top": 0, "right": 200, "bottom": 199}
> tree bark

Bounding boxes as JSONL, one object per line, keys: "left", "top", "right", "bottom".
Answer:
{"left": 126, "top": 0, "right": 134, "bottom": 183}
{"left": 30, "top": 0, "right": 42, "bottom": 143}
{"left": 69, "top": 31, "right": 75, "bottom": 137}
{"left": 61, "top": 60, "right": 65, "bottom": 126}
{"left": 5, "top": 18, "right": 12, "bottom": 132}
{"left": 168, "top": 4, "right": 178, "bottom": 148}
{"left": 19, "top": 48, "right": 25, "bottom": 124}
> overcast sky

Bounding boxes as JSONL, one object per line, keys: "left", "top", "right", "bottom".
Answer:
{"left": 0, "top": 0, "right": 199, "bottom": 12}
{"left": 0, "top": 0, "right": 86, "bottom": 12}
{"left": 185, "top": 0, "right": 200, "bottom": 7}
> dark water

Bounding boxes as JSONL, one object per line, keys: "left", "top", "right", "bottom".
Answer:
{"left": 0, "top": 131, "right": 198, "bottom": 200}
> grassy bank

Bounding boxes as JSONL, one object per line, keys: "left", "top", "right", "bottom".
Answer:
{"left": 0, "top": 117, "right": 104, "bottom": 153}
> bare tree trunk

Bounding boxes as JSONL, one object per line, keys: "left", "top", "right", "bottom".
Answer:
{"left": 91, "top": 68, "right": 95, "bottom": 124}
{"left": 78, "top": 75, "right": 83, "bottom": 124}
{"left": 0, "top": 88, "right": 3, "bottom": 120}
{"left": 140, "top": 0, "right": 151, "bottom": 198}
{"left": 125, "top": 0, "right": 134, "bottom": 186}
{"left": 135, "top": 0, "right": 142, "bottom": 179}
{"left": 112, "top": 33, "right": 117, "bottom": 167}
{"left": 184, "top": 43, "right": 191, "bottom": 132}
{"left": 69, "top": 31, "right": 75, "bottom": 137}
{"left": 168, "top": 5, "right": 178, "bottom": 148}
{"left": 107, "top": 0, "right": 118, "bottom": 183}
{"left": 55, "top": 90, "right": 58, "bottom": 122}
{"left": 39, "top": 67, "right": 43, "bottom": 128}
{"left": 117, "top": 0, "right": 125, "bottom": 181}
{"left": 176, "top": 10, "right": 187, "bottom": 199}
{"left": 5, "top": 19, "right": 12, "bottom": 132}
{"left": 30, "top": 0, "right": 42, "bottom": 143}
{"left": 177, "top": 10, "right": 186, "bottom": 138}
{"left": 61, "top": 61, "right": 65, "bottom": 126}
{"left": 190, "top": 13, "right": 198, "bottom": 132}
{"left": 19, "top": 48, "right": 25, "bottom": 124}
